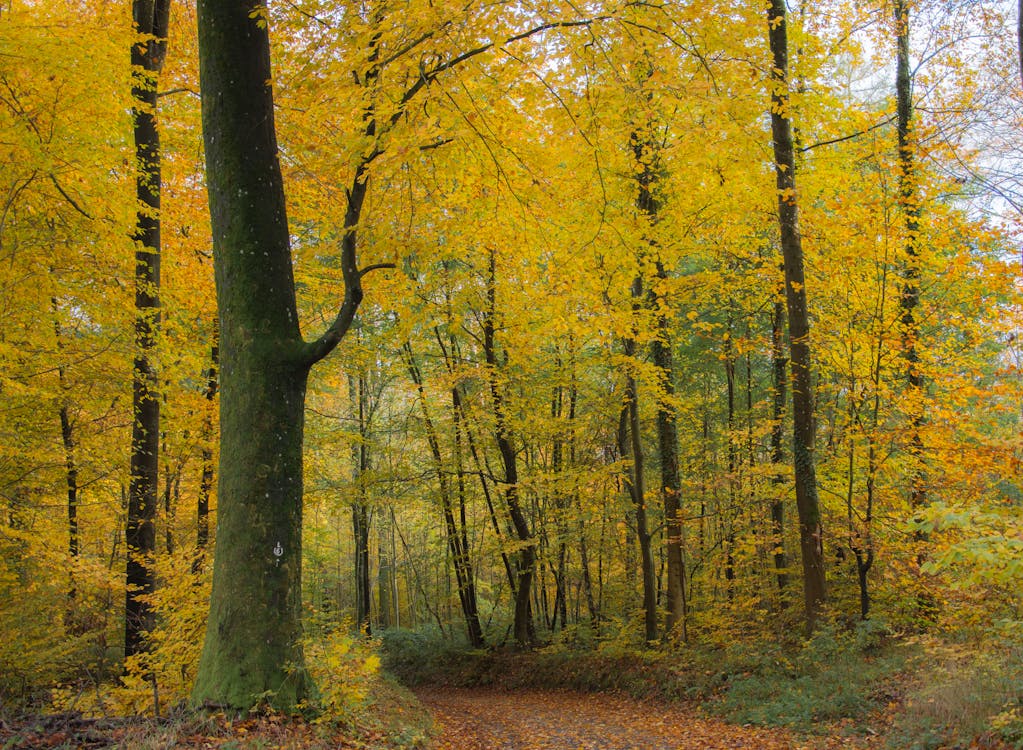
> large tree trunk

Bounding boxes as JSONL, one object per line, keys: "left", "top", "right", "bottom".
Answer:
{"left": 193, "top": 357, "right": 312, "bottom": 709}
{"left": 125, "top": 0, "right": 170, "bottom": 661}
{"left": 766, "top": 0, "right": 826, "bottom": 632}
{"left": 193, "top": 0, "right": 390, "bottom": 711}
{"left": 193, "top": 0, "right": 314, "bottom": 710}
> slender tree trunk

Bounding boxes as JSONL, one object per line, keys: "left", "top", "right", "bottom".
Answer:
{"left": 895, "top": 0, "right": 937, "bottom": 625}
{"left": 769, "top": 296, "right": 790, "bottom": 597}
{"left": 619, "top": 282, "right": 658, "bottom": 643}
{"left": 403, "top": 343, "right": 484, "bottom": 647}
{"left": 549, "top": 382, "right": 571, "bottom": 633}
{"left": 350, "top": 371, "right": 373, "bottom": 635}
{"left": 766, "top": 0, "right": 826, "bottom": 632}
{"left": 724, "top": 324, "right": 738, "bottom": 600}
{"left": 578, "top": 503, "right": 599, "bottom": 627}
{"left": 451, "top": 349, "right": 484, "bottom": 646}
{"left": 895, "top": 0, "right": 925, "bottom": 505}
{"left": 456, "top": 383, "right": 517, "bottom": 597}
{"left": 53, "top": 307, "right": 79, "bottom": 563}
{"left": 353, "top": 502, "right": 371, "bottom": 634}
{"left": 195, "top": 338, "right": 218, "bottom": 562}
{"left": 651, "top": 264, "right": 686, "bottom": 640}
{"left": 852, "top": 438, "right": 876, "bottom": 620}
{"left": 630, "top": 98, "right": 686, "bottom": 640}
{"left": 377, "top": 512, "right": 393, "bottom": 630}
{"left": 60, "top": 405, "right": 78, "bottom": 559}
{"left": 483, "top": 250, "right": 535, "bottom": 646}
{"left": 163, "top": 461, "right": 180, "bottom": 555}
{"left": 125, "top": 0, "right": 170, "bottom": 661}
{"left": 56, "top": 307, "right": 80, "bottom": 627}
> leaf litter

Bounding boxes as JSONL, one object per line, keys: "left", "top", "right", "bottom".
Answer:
{"left": 417, "top": 687, "right": 881, "bottom": 750}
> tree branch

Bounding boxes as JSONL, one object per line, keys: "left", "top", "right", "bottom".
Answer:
{"left": 50, "top": 174, "right": 93, "bottom": 220}
{"left": 798, "top": 113, "right": 896, "bottom": 153}
{"left": 157, "top": 87, "right": 200, "bottom": 99}
{"left": 390, "top": 17, "right": 608, "bottom": 130}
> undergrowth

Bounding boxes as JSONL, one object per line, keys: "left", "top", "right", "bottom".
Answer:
{"left": 382, "top": 618, "right": 908, "bottom": 739}
{"left": 884, "top": 636, "right": 1023, "bottom": 749}
{"left": 707, "top": 619, "right": 909, "bottom": 733}
{"left": 383, "top": 619, "right": 1023, "bottom": 747}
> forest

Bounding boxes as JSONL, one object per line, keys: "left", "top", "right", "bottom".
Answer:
{"left": 2, "top": 0, "right": 1023, "bottom": 747}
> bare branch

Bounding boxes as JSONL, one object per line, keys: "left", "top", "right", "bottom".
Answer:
{"left": 157, "top": 87, "right": 200, "bottom": 99}
{"left": 798, "top": 114, "right": 897, "bottom": 153}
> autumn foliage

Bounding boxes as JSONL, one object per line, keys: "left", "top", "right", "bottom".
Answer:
{"left": 1, "top": 0, "right": 1023, "bottom": 744}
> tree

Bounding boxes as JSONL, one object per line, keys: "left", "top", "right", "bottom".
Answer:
{"left": 125, "top": 0, "right": 171, "bottom": 661}
{"left": 765, "top": 0, "right": 826, "bottom": 631}
{"left": 190, "top": 0, "right": 351, "bottom": 709}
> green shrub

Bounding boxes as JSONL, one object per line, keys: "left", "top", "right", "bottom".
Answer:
{"left": 711, "top": 622, "right": 909, "bottom": 732}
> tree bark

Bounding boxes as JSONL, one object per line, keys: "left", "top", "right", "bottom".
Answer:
{"left": 766, "top": 0, "right": 826, "bottom": 632}
{"left": 895, "top": 0, "right": 936, "bottom": 624}
{"left": 126, "top": 0, "right": 170, "bottom": 661}
{"left": 629, "top": 106, "right": 684, "bottom": 639}
{"left": 350, "top": 371, "right": 373, "bottom": 636}
{"left": 895, "top": 0, "right": 925, "bottom": 508}
{"left": 53, "top": 306, "right": 79, "bottom": 563}
{"left": 644, "top": 232, "right": 685, "bottom": 640}
{"left": 377, "top": 512, "right": 393, "bottom": 630}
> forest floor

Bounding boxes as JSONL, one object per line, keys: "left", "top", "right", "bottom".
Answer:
{"left": 0, "top": 689, "right": 884, "bottom": 749}
{"left": 416, "top": 686, "right": 883, "bottom": 750}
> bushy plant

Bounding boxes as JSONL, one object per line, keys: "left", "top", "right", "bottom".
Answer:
{"left": 53, "top": 549, "right": 210, "bottom": 717}
{"left": 2, "top": 536, "right": 120, "bottom": 717}
{"left": 301, "top": 618, "right": 381, "bottom": 725}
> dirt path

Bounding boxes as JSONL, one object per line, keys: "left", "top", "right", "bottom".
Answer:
{"left": 415, "top": 687, "right": 865, "bottom": 750}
